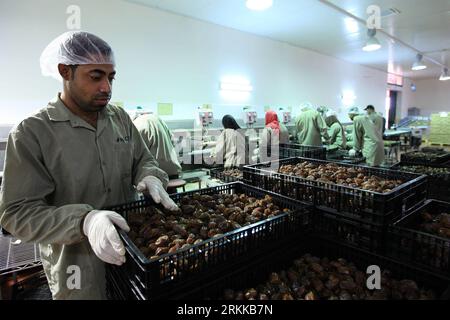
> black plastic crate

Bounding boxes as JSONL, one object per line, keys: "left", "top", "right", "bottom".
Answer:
{"left": 243, "top": 157, "right": 428, "bottom": 225}
{"left": 106, "top": 264, "right": 144, "bottom": 300}
{"left": 326, "top": 149, "right": 366, "bottom": 164}
{"left": 391, "top": 162, "right": 450, "bottom": 202}
{"left": 189, "top": 236, "right": 450, "bottom": 300}
{"left": 311, "top": 209, "right": 386, "bottom": 253}
{"left": 104, "top": 182, "right": 311, "bottom": 300}
{"left": 106, "top": 235, "right": 289, "bottom": 300}
{"left": 279, "top": 144, "right": 326, "bottom": 160}
{"left": 209, "top": 167, "right": 244, "bottom": 183}
{"left": 401, "top": 151, "right": 450, "bottom": 166}
{"left": 387, "top": 200, "right": 450, "bottom": 277}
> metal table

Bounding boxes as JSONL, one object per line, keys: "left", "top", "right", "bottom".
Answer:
{"left": 0, "top": 235, "right": 41, "bottom": 276}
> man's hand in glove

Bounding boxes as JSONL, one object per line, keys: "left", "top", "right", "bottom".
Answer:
{"left": 83, "top": 210, "right": 130, "bottom": 266}
{"left": 136, "top": 176, "right": 179, "bottom": 211}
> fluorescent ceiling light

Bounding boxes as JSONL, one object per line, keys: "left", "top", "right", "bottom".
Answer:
{"left": 362, "top": 29, "right": 381, "bottom": 52}
{"left": 246, "top": 0, "right": 273, "bottom": 11}
{"left": 439, "top": 68, "right": 450, "bottom": 81}
{"left": 412, "top": 54, "right": 427, "bottom": 71}
{"left": 342, "top": 90, "right": 357, "bottom": 106}
{"left": 344, "top": 18, "right": 359, "bottom": 34}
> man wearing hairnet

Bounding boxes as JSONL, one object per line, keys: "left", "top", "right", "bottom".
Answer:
{"left": 0, "top": 31, "right": 178, "bottom": 300}
{"left": 294, "top": 104, "right": 329, "bottom": 146}
{"left": 133, "top": 113, "right": 182, "bottom": 179}
{"left": 350, "top": 105, "right": 385, "bottom": 166}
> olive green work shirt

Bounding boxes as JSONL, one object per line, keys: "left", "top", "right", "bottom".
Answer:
{"left": 0, "top": 95, "right": 168, "bottom": 299}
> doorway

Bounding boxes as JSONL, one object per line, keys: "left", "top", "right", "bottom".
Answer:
{"left": 386, "top": 90, "right": 399, "bottom": 129}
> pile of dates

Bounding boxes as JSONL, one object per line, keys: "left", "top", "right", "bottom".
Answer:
{"left": 223, "top": 253, "right": 436, "bottom": 300}
{"left": 127, "top": 193, "right": 289, "bottom": 260}
{"left": 278, "top": 161, "right": 403, "bottom": 193}
{"left": 404, "top": 151, "right": 448, "bottom": 163}
{"left": 222, "top": 169, "right": 243, "bottom": 179}
{"left": 399, "top": 165, "right": 450, "bottom": 176}
{"left": 420, "top": 210, "right": 450, "bottom": 239}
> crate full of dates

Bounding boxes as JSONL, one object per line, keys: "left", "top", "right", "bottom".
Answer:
{"left": 243, "top": 157, "right": 427, "bottom": 225}
{"left": 221, "top": 255, "right": 439, "bottom": 300}
{"left": 197, "top": 237, "right": 450, "bottom": 300}
{"left": 391, "top": 162, "right": 450, "bottom": 202}
{"left": 401, "top": 150, "right": 450, "bottom": 166}
{"left": 387, "top": 200, "right": 450, "bottom": 277}
{"left": 104, "top": 182, "right": 311, "bottom": 300}
{"left": 209, "top": 167, "right": 243, "bottom": 183}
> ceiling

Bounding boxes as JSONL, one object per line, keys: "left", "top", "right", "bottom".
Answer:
{"left": 124, "top": 0, "right": 450, "bottom": 80}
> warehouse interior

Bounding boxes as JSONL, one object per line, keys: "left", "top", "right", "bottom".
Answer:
{"left": 1, "top": 0, "right": 450, "bottom": 301}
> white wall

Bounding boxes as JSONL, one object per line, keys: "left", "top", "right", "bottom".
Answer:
{"left": 0, "top": 0, "right": 389, "bottom": 126}
{"left": 400, "top": 78, "right": 450, "bottom": 117}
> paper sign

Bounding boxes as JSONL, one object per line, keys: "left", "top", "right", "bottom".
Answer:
{"left": 157, "top": 103, "right": 173, "bottom": 116}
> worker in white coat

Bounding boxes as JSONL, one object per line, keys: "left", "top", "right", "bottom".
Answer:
{"left": 351, "top": 105, "right": 385, "bottom": 166}
{"left": 133, "top": 113, "right": 182, "bottom": 178}
{"left": 262, "top": 110, "right": 289, "bottom": 143}
{"left": 213, "top": 115, "right": 245, "bottom": 168}
{"left": 295, "top": 106, "right": 329, "bottom": 146}
{"left": 260, "top": 111, "right": 289, "bottom": 161}
{"left": 0, "top": 31, "right": 178, "bottom": 300}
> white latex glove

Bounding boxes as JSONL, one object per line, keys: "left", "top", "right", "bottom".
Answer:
{"left": 349, "top": 149, "right": 357, "bottom": 157}
{"left": 83, "top": 210, "right": 130, "bottom": 266}
{"left": 136, "top": 176, "right": 179, "bottom": 211}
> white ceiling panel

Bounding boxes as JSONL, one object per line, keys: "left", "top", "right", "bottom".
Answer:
{"left": 124, "top": 0, "right": 450, "bottom": 80}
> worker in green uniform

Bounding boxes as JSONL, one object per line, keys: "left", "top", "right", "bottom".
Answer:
{"left": 133, "top": 113, "right": 182, "bottom": 178}
{"left": 351, "top": 105, "right": 385, "bottom": 166}
{"left": 0, "top": 31, "right": 178, "bottom": 300}
{"left": 324, "top": 111, "right": 346, "bottom": 150}
{"left": 345, "top": 106, "right": 361, "bottom": 149}
{"left": 294, "top": 105, "right": 329, "bottom": 146}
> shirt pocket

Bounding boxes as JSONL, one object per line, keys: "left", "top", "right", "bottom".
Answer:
{"left": 113, "top": 143, "right": 134, "bottom": 178}
{"left": 113, "top": 143, "right": 137, "bottom": 201}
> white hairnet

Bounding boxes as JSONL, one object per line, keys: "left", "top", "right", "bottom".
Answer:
{"left": 325, "top": 110, "right": 337, "bottom": 118}
{"left": 348, "top": 106, "right": 360, "bottom": 115}
{"left": 40, "top": 31, "right": 115, "bottom": 80}
{"left": 300, "top": 102, "right": 314, "bottom": 112}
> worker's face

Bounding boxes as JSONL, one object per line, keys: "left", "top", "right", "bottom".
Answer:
{"left": 62, "top": 64, "right": 116, "bottom": 113}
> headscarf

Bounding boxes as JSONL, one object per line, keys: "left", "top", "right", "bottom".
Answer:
{"left": 265, "top": 111, "right": 280, "bottom": 135}
{"left": 222, "top": 115, "right": 240, "bottom": 130}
